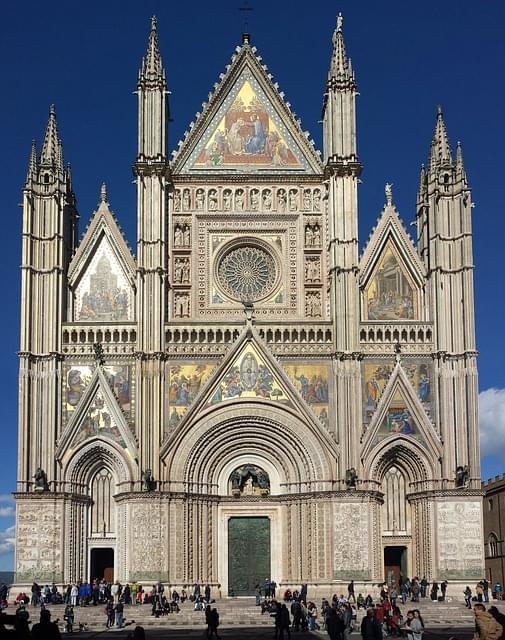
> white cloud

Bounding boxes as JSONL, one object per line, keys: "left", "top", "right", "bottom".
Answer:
{"left": 0, "top": 495, "right": 14, "bottom": 504}
{"left": 480, "top": 388, "right": 505, "bottom": 460}
{"left": 0, "top": 525, "right": 15, "bottom": 556}
{"left": 0, "top": 506, "right": 15, "bottom": 517}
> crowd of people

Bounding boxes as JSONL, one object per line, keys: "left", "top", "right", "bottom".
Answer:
{"left": 3, "top": 575, "right": 505, "bottom": 638}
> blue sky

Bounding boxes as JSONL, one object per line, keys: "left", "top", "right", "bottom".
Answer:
{"left": 0, "top": 0, "right": 504, "bottom": 570}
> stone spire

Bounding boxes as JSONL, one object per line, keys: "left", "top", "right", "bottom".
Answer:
{"left": 455, "top": 141, "right": 465, "bottom": 173}
{"left": 40, "top": 105, "right": 60, "bottom": 167}
{"left": 430, "top": 106, "right": 452, "bottom": 169}
{"left": 140, "top": 15, "right": 164, "bottom": 81}
{"left": 26, "top": 139, "right": 38, "bottom": 183}
{"left": 328, "top": 13, "right": 356, "bottom": 90}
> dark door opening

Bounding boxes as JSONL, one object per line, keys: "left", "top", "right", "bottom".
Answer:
{"left": 228, "top": 517, "right": 270, "bottom": 596}
{"left": 90, "top": 547, "right": 114, "bottom": 582}
{"left": 384, "top": 546, "right": 407, "bottom": 588}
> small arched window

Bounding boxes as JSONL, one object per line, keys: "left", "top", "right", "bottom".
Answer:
{"left": 488, "top": 533, "right": 499, "bottom": 558}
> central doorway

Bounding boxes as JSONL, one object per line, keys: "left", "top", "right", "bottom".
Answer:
{"left": 384, "top": 546, "right": 407, "bottom": 588}
{"left": 228, "top": 517, "right": 270, "bottom": 596}
{"left": 90, "top": 547, "right": 114, "bottom": 582}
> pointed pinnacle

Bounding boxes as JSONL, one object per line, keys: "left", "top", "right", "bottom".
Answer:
{"left": 141, "top": 15, "right": 163, "bottom": 80}
{"left": 40, "top": 104, "right": 60, "bottom": 167}
{"left": 432, "top": 106, "right": 452, "bottom": 166}
{"left": 328, "top": 13, "right": 355, "bottom": 89}
{"left": 26, "top": 140, "right": 38, "bottom": 182}
{"left": 456, "top": 141, "right": 464, "bottom": 171}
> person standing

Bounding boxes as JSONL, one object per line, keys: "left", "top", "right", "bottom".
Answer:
{"left": 115, "top": 600, "right": 124, "bottom": 628}
{"left": 402, "top": 610, "right": 423, "bottom": 640}
{"left": 420, "top": 577, "right": 428, "bottom": 598}
{"left": 483, "top": 578, "right": 490, "bottom": 603}
{"left": 64, "top": 604, "right": 74, "bottom": 633}
{"left": 205, "top": 584, "right": 211, "bottom": 603}
{"left": 464, "top": 586, "right": 473, "bottom": 609}
{"left": 105, "top": 599, "right": 115, "bottom": 628}
{"left": 360, "top": 608, "right": 382, "bottom": 640}
{"left": 31, "top": 609, "right": 61, "bottom": 640}
{"left": 347, "top": 580, "right": 356, "bottom": 603}
{"left": 279, "top": 604, "right": 291, "bottom": 640}
{"left": 208, "top": 607, "right": 220, "bottom": 640}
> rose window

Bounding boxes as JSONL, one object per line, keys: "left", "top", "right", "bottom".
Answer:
{"left": 217, "top": 244, "right": 277, "bottom": 302}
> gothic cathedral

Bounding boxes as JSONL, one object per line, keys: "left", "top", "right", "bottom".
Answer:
{"left": 15, "top": 15, "right": 484, "bottom": 593}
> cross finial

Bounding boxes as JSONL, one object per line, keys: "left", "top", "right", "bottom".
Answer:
{"left": 100, "top": 182, "right": 108, "bottom": 203}
{"left": 336, "top": 13, "right": 343, "bottom": 32}
{"left": 151, "top": 15, "right": 157, "bottom": 31}
{"left": 239, "top": 1, "right": 253, "bottom": 41}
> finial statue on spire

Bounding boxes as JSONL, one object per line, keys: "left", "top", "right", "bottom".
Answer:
{"left": 151, "top": 15, "right": 157, "bottom": 31}
{"left": 385, "top": 182, "right": 393, "bottom": 206}
{"left": 336, "top": 12, "right": 343, "bottom": 32}
{"left": 100, "top": 182, "right": 108, "bottom": 204}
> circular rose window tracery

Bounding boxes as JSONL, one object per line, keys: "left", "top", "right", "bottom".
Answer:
{"left": 217, "top": 244, "right": 277, "bottom": 302}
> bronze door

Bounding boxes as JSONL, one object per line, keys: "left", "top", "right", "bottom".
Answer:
{"left": 228, "top": 517, "right": 270, "bottom": 596}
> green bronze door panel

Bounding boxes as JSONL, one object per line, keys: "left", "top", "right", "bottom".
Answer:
{"left": 228, "top": 516, "right": 270, "bottom": 596}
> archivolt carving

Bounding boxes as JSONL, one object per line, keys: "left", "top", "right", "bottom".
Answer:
{"left": 65, "top": 439, "right": 134, "bottom": 488}
{"left": 366, "top": 437, "right": 433, "bottom": 486}
{"left": 163, "top": 402, "right": 336, "bottom": 493}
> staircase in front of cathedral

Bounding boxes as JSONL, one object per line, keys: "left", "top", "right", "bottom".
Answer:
{"left": 15, "top": 597, "right": 505, "bottom": 632}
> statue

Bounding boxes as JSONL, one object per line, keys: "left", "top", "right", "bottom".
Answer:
{"left": 455, "top": 465, "right": 469, "bottom": 488}
{"left": 142, "top": 469, "right": 155, "bottom": 492}
{"left": 385, "top": 182, "right": 393, "bottom": 206}
{"left": 93, "top": 342, "right": 105, "bottom": 366}
{"left": 336, "top": 13, "right": 343, "bottom": 33}
{"left": 345, "top": 467, "right": 358, "bottom": 489}
{"left": 33, "top": 467, "right": 49, "bottom": 491}
{"left": 394, "top": 341, "right": 402, "bottom": 364}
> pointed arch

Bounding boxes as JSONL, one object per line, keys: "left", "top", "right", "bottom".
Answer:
{"left": 65, "top": 438, "right": 134, "bottom": 488}
{"left": 163, "top": 401, "right": 337, "bottom": 494}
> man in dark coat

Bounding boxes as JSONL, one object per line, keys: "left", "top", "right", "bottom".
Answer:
{"left": 31, "top": 609, "right": 61, "bottom": 640}
{"left": 361, "top": 608, "right": 382, "bottom": 640}
{"left": 326, "top": 607, "right": 345, "bottom": 640}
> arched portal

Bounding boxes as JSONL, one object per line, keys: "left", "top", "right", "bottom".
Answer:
{"left": 162, "top": 400, "right": 337, "bottom": 593}
{"left": 64, "top": 439, "right": 133, "bottom": 582}
{"left": 367, "top": 437, "right": 435, "bottom": 584}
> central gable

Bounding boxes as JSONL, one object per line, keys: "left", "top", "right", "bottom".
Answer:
{"left": 173, "top": 45, "right": 322, "bottom": 175}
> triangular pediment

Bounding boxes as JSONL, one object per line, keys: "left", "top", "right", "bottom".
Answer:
{"left": 359, "top": 203, "right": 426, "bottom": 322}
{"left": 360, "top": 203, "right": 425, "bottom": 287}
{"left": 56, "top": 366, "right": 137, "bottom": 461}
{"left": 173, "top": 45, "right": 322, "bottom": 175}
{"left": 361, "top": 362, "right": 441, "bottom": 460}
{"left": 68, "top": 198, "right": 136, "bottom": 322}
{"left": 160, "top": 326, "right": 329, "bottom": 456}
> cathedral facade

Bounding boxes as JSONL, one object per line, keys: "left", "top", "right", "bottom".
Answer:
{"left": 15, "top": 15, "right": 484, "bottom": 594}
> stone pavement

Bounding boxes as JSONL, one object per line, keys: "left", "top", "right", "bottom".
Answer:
{"left": 9, "top": 596, "right": 505, "bottom": 638}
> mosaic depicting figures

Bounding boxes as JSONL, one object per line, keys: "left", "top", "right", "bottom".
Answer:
{"left": 210, "top": 345, "right": 289, "bottom": 406}
{"left": 283, "top": 364, "right": 330, "bottom": 428}
{"left": 73, "top": 391, "right": 127, "bottom": 449}
{"left": 195, "top": 80, "right": 301, "bottom": 168}
{"left": 362, "top": 360, "right": 431, "bottom": 424}
{"left": 365, "top": 246, "right": 417, "bottom": 320}
{"left": 63, "top": 365, "right": 133, "bottom": 427}
{"left": 76, "top": 244, "right": 131, "bottom": 321}
{"left": 167, "top": 363, "right": 216, "bottom": 429}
